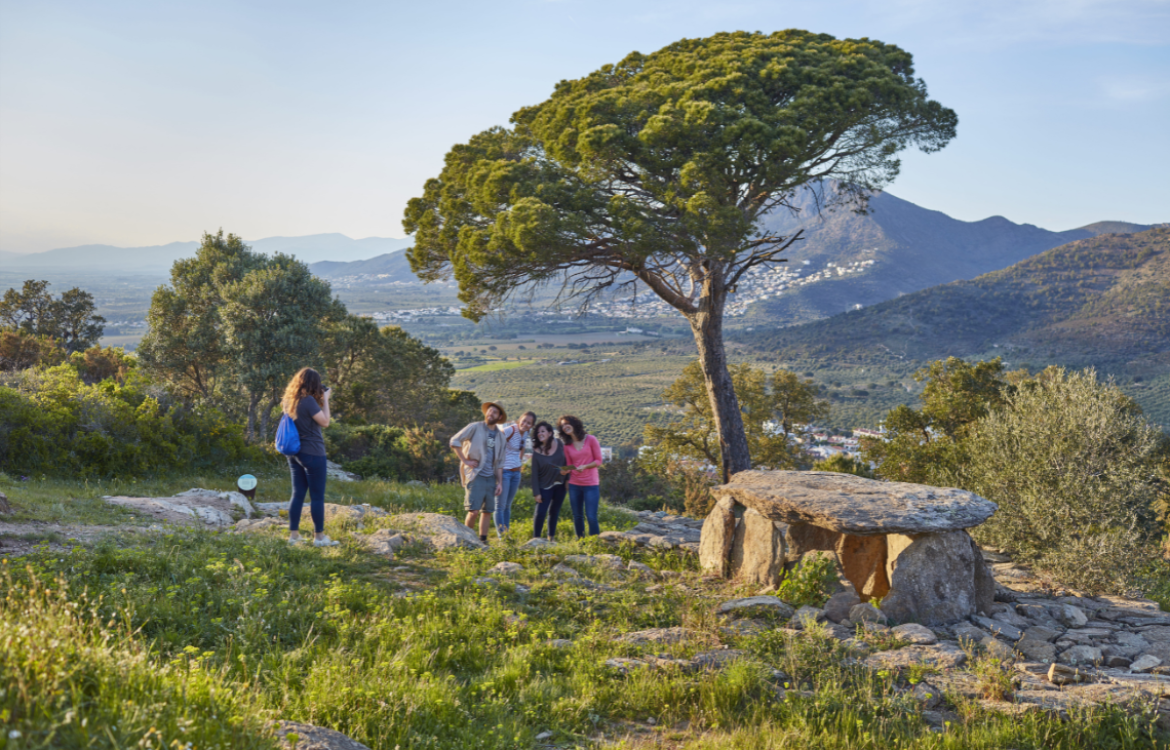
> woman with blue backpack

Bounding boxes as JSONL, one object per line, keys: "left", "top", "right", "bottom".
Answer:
{"left": 276, "top": 367, "right": 340, "bottom": 547}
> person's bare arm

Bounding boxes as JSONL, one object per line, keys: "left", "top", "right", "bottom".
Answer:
{"left": 311, "top": 389, "right": 332, "bottom": 428}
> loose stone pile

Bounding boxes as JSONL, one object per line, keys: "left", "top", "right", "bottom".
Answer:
{"left": 702, "top": 471, "right": 998, "bottom": 625}
{"left": 598, "top": 510, "right": 703, "bottom": 552}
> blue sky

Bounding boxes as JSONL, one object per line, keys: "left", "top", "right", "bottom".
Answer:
{"left": 1, "top": 0, "right": 1167, "bottom": 254}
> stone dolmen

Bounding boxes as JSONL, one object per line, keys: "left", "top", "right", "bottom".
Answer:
{"left": 700, "top": 470, "right": 999, "bottom": 626}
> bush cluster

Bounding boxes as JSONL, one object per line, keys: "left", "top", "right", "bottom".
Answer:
{"left": 0, "top": 365, "right": 259, "bottom": 478}
{"left": 325, "top": 423, "right": 457, "bottom": 483}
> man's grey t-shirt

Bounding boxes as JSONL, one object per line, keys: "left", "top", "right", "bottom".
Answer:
{"left": 478, "top": 430, "right": 497, "bottom": 477}
{"left": 294, "top": 396, "right": 326, "bottom": 456}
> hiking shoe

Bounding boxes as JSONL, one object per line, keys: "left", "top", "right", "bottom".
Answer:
{"left": 313, "top": 536, "right": 340, "bottom": 547}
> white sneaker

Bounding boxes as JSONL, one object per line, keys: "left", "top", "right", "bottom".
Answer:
{"left": 313, "top": 536, "right": 340, "bottom": 547}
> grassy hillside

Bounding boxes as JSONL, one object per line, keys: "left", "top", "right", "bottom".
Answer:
{"left": 745, "top": 227, "right": 1170, "bottom": 427}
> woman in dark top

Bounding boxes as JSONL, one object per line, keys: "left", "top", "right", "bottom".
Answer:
{"left": 281, "top": 367, "right": 339, "bottom": 547}
{"left": 530, "top": 421, "right": 567, "bottom": 541}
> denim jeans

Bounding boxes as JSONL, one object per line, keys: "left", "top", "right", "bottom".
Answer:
{"left": 288, "top": 452, "right": 327, "bottom": 533}
{"left": 533, "top": 482, "right": 567, "bottom": 539}
{"left": 568, "top": 483, "right": 600, "bottom": 537}
{"left": 496, "top": 469, "right": 522, "bottom": 529}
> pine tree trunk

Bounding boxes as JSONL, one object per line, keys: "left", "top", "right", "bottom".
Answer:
{"left": 687, "top": 283, "right": 752, "bottom": 483}
{"left": 245, "top": 391, "right": 261, "bottom": 442}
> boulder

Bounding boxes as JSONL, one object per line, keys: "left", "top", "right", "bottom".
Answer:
{"left": 891, "top": 623, "right": 938, "bottom": 645}
{"left": 729, "top": 508, "right": 786, "bottom": 587}
{"left": 849, "top": 602, "right": 888, "bottom": 625}
{"left": 1055, "top": 604, "right": 1089, "bottom": 629}
{"left": 1047, "top": 663, "right": 1090, "bottom": 686}
{"left": 791, "top": 606, "right": 826, "bottom": 629}
{"left": 627, "top": 561, "right": 659, "bottom": 580}
{"left": 550, "top": 563, "right": 583, "bottom": 580}
{"left": 1023, "top": 625, "right": 1060, "bottom": 643}
{"left": 388, "top": 513, "right": 486, "bottom": 550}
{"left": 717, "top": 596, "right": 795, "bottom": 620}
{"left": 489, "top": 562, "right": 524, "bottom": 576}
{"left": 234, "top": 517, "right": 285, "bottom": 534}
{"left": 274, "top": 721, "right": 371, "bottom": 750}
{"left": 863, "top": 642, "right": 967, "bottom": 670}
{"left": 106, "top": 489, "right": 253, "bottom": 527}
{"left": 324, "top": 460, "right": 360, "bottom": 482}
{"left": 823, "top": 591, "right": 862, "bottom": 624}
{"left": 971, "top": 615, "right": 1023, "bottom": 642}
{"left": 699, "top": 498, "right": 737, "bottom": 577}
{"left": 980, "top": 636, "right": 1015, "bottom": 661}
{"left": 1130, "top": 654, "right": 1162, "bottom": 673}
{"left": 522, "top": 537, "right": 556, "bottom": 550}
{"left": 1016, "top": 638, "right": 1057, "bottom": 663}
{"left": 880, "top": 530, "right": 994, "bottom": 626}
{"left": 711, "top": 470, "right": 997, "bottom": 535}
{"left": 1058, "top": 645, "right": 1103, "bottom": 666}
{"left": 363, "top": 530, "right": 408, "bottom": 557}
{"left": 1112, "top": 632, "right": 1151, "bottom": 658}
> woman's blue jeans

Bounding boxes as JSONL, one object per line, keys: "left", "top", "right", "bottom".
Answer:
{"left": 288, "top": 452, "right": 327, "bottom": 533}
{"left": 533, "top": 483, "right": 567, "bottom": 539}
{"left": 496, "top": 469, "right": 522, "bottom": 529}
{"left": 568, "top": 483, "right": 600, "bottom": 537}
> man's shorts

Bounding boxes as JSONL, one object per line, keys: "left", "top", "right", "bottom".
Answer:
{"left": 464, "top": 473, "right": 497, "bottom": 513}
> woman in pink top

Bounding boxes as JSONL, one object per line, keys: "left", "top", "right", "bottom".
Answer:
{"left": 557, "top": 414, "right": 603, "bottom": 537}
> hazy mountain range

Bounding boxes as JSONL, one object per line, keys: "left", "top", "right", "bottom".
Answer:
{"left": 746, "top": 187, "right": 1153, "bottom": 325}
{"left": 0, "top": 234, "right": 413, "bottom": 273}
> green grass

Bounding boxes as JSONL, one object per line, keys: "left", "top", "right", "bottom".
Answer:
{"left": 2, "top": 478, "right": 1165, "bottom": 749}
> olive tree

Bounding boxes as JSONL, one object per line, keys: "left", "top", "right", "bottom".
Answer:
{"left": 405, "top": 30, "right": 955, "bottom": 479}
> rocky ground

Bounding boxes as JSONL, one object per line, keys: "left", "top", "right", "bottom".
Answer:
{"left": 2, "top": 487, "right": 1168, "bottom": 748}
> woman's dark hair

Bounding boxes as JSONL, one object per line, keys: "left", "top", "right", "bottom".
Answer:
{"left": 533, "top": 421, "right": 557, "bottom": 453}
{"left": 282, "top": 367, "right": 325, "bottom": 417}
{"left": 557, "top": 415, "right": 586, "bottom": 445}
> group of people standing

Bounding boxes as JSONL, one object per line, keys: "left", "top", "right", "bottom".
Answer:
{"left": 450, "top": 401, "right": 604, "bottom": 544}
{"left": 276, "top": 367, "right": 605, "bottom": 547}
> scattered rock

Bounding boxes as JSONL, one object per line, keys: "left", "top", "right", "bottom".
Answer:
{"left": 1055, "top": 604, "right": 1089, "bottom": 629}
{"left": 971, "top": 615, "right": 1023, "bottom": 643}
{"left": 823, "top": 590, "right": 862, "bottom": 624}
{"left": 980, "top": 636, "right": 1015, "bottom": 661}
{"left": 522, "top": 537, "right": 555, "bottom": 550}
{"left": 550, "top": 563, "right": 583, "bottom": 580}
{"left": 864, "top": 642, "right": 967, "bottom": 670}
{"left": 911, "top": 681, "right": 943, "bottom": 709}
{"left": 717, "top": 596, "right": 795, "bottom": 619}
{"left": 1130, "top": 654, "right": 1162, "bottom": 673}
{"left": 274, "top": 720, "right": 371, "bottom": 750}
{"left": 791, "top": 606, "right": 826, "bottom": 629}
{"left": 388, "top": 513, "right": 486, "bottom": 551}
{"left": 489, "top": 561, "right": 524, "bottom": 576}
{"left": 106, "top": 489, "right": 253, "bottom": 527}
{"left": 848, "top": 602, "right": 888, "bottom": 625}
{"left": 324, "top": 460, "right": 360, "bottom": 482}
{"left": 595, "top": 554, "right": 626, "bottom": 570}
{"left": 1047, "top": 663, "right": 1091, "bottom": 686}
{"left": 615, "top": 627, "right": 696, "bottom": 646}
{"left": 891, "top": 623, "right": 938, "bottom": 645}
{"left": 1058, "top": 645, "right": 1102, "bottom": 667}
{"left": 691, "top": 649, "right": 748, "bottom": 670}
{"left": 605, "top": 657, "right": 648, "bottom": 674}
{"left": 362, "top": 529, "right": 407, "bottom": 557}
{"left": 627, "top": 560, "right": 659, "bottom": 580}
{"left": 546, "top": 639, "right": 573, "bottom": 649}
{"left": 1015, "top": 637, "right": 1057, "bottom": 663}
{"left": 1022, "top": 625, "right": 1060, "bottom": 643}
{"left": 234, "top": 517, "right": 285, "bottom": 534}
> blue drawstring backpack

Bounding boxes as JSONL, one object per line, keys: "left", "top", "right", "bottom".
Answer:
{"left": 275, "top": 413, "right": 301, "bottom": 456}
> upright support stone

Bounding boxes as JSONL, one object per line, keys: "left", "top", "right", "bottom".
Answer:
{"left": 699, "top": 497, "right": 737, "bottom": 577}
{"left": 730, "top": 508, "right": 786, "bottom": 587}
{"left": 880, "top": 530, "right": 987, "bottom": 626}
{"left": 835, "top": 533, "right": 889, "bottom": 600}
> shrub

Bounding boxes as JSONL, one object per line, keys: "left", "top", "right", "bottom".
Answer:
{"left": 960, "top": 368, "right": 1166, "bottom": 594}
{"left": 812, "top": 454, "right": 875, "bottom": 478}
{"left": 777, "top": 551, "right": 839, "bottom": 607}
{"left": 0, "top": 366, "right": 258, "bottom": 478}
{"left": 326, "top": 423, "right": 456, "bottom": 482}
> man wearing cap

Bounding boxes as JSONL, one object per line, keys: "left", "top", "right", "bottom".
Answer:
{"left": 449, "top": 401, "right": 508, "bottom": 543}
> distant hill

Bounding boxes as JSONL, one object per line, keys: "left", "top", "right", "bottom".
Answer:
{"left": 308, "top": 250, "right": 414, "bottom": 280}
{"left": 741, "top": 186, "right": 1153, "bottom": 326}
{"left": 744, "top": 227, "right": 1170, "bottom": 426}
{"left": 1, "top": 234, "right": 412, "bottom": 274}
